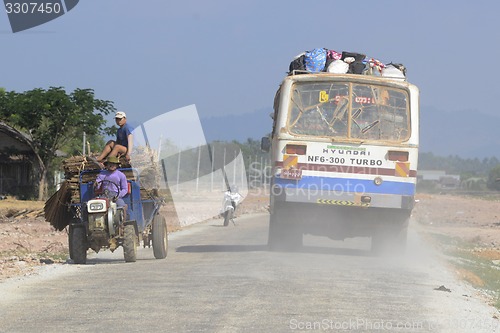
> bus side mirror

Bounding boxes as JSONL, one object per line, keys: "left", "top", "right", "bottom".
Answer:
{"left": 261, "top": 137, "right": 271, "bottom": 152}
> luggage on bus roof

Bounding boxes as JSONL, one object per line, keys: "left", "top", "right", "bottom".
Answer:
{"left": 287, "top": 48, "right": 406, "bottom": 80}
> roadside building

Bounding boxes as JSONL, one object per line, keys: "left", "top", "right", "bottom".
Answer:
{"left": 0, "top": 121, "right": 39, "bottom": 197}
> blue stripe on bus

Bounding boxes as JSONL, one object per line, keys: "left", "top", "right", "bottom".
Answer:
{"left": 274, "top": 176, "right": 415, "bottom": 195}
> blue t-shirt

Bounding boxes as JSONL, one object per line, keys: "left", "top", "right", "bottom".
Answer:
{"left": 116, "top": 123, "right": 133, "bottom": 148}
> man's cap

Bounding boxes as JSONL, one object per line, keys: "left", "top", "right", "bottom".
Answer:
{"left": 104, "top": 156, "right": 120, "bottom": 165}
{"left": 115, "top": 111, "right": 126, "bottom": 119}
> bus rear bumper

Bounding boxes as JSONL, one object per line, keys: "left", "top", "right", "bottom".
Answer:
{"left": 271, "top": 186, "right": 415, "bottom": 210}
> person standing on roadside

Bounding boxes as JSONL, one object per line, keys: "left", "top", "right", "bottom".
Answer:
{"left": 96, "top": 111, "right": 133, "bottom": 163}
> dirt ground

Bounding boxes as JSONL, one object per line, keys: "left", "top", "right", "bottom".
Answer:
{"left": 413, "top": 193, "right": 500, "bottom": 256}
{"left": 1, "top": 192, "right": 500, "bottom": 283}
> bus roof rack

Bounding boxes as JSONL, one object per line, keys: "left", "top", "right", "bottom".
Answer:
{"left": 288, "top": 69, "right": 406, "bottom": 81}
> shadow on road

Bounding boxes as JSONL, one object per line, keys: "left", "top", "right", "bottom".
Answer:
{"left": 85, "top": 257, "right": 133, "bottom": 265}
{"left": 175, "top": 244, "right": 372, "bottom": 257}
{"left": 176, "top": 244, "right": 267, "bottom": 252}
{"left": 80, "top": 256, "right": 158, "bottom": 265}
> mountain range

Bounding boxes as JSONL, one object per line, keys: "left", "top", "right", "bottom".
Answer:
{"left": 201, "top": 106, "right": 500, "bottom": 159}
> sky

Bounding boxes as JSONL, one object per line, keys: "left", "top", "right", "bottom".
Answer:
{"left": 1, "top": 0, "right": 500, "bottom": 149}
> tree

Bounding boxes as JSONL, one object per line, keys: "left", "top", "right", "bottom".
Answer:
{"left": 0, "top": 87, "right": 115, "bottom": 200}
{"left": 487, "top": 165, "right": 500, "bottom": 191}
{"left": 231, "top": 138, "right": 269, "bottom": 170}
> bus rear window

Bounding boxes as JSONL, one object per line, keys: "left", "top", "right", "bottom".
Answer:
{"left": 288, "top": 81, "right": 410, "bottom": 141}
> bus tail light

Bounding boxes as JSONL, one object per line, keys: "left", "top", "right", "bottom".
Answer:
{"left": 285, "top": 144, "right": 307, "bottom": 155}
{"left": 387, "top": 150, "right": 408, "bottom": 162}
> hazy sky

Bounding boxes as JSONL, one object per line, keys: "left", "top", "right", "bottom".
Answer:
{"left": 1, "top": 0, "right": 499, "bottom": 128}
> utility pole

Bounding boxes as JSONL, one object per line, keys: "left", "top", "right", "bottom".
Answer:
{"left": 82, "top": 132, "right": 86, "bottom": 155}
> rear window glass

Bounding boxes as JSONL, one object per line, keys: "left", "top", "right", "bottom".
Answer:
{"left": 288, "top": 81, "right": 410, "bottom": 141}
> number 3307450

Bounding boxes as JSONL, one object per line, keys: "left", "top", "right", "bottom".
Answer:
{"left": 5, "top": 2, "right": 62, "bottom": 14}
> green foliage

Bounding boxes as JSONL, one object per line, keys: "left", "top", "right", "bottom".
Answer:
{"left": 0, "top": 87, "right": 115, "bottom": 198}
{"left": 416, "top": 180, "right": 440, "bottom": 193}
{"left": 155, "top": 138, "right": 270, "bottom": 188}
{"left": 231, "top": 138, "right": 270, "bottom": 168}
{"left": 61, "top": 132, "right": 106, "bottom": 157}
{"left": 428, "top": 233, "right": 500, "bottom": 310}
{"left": 419, "top": 152, "right": 499, "bottom": 177}
{"left": 0, "top": 87, "right": 114, "bottom": 165}
{"left": 487, "top": 165, "right": 500, "bottom": 191}
{"left": 462, "top": 177, "right": 487, "bottom": 191}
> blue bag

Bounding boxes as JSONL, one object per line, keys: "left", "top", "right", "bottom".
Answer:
{"left": 304, "top": 48, "right": 327, "bottom": 72}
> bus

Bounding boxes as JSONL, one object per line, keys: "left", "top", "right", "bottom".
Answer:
{"left": 261, "top": 70, "right": 419, "bottom": 252}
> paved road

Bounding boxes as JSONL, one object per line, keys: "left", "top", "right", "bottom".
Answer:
{"left": 0, "top": 213, "right": 498, "bottom": 332}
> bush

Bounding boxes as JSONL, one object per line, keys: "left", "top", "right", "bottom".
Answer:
{"left": 487, "top": 165, "right": 500, "bottom": 191}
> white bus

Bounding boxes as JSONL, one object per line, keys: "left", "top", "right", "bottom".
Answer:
{"left": 261, "top": 71, "right": 419, "bottom": 252}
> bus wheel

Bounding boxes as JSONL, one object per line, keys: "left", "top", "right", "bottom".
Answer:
{"left": 268, "top": 203, "right": 302, "bottom": 251}
{"left": 371, "top": 218, "right": 409, "bottom": 255}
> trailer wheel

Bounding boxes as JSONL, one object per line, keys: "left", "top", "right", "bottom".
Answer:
{"left": 70, "top": 225, "right": 87, "bottom": 264}
{"left": 123, "top": 224, "right": 137, "bottom": 262}
{"left": 68, "top": 226, "right": 74, "bottom": 260}
{"left": 152, "top": 215, "right": 168, "bottom": 259}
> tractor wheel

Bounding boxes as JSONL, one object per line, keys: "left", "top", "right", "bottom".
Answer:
{"left": 123, "top": 224, "right": 137, "bottom": 262}
{"left": 70, "top": 225, "right": 88, "bottom": 264}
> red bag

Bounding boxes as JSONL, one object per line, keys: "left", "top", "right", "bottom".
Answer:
{"left": 327, "top": 50, "right": 342, "bottom": 60}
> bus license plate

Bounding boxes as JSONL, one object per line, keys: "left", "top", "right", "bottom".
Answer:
{"left": 281, "top": 168, "right": 302, "bottom": 180}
